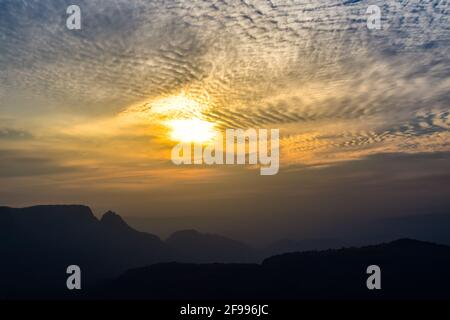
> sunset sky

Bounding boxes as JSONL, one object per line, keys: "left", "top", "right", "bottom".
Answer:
{"left": 0, "top": 0, "right": 449, "bottom": 243}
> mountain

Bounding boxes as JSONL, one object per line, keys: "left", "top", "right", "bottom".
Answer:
{"left": 166, "top": 229, "right": 259, "bottom": 263}
{"left": 264, "top": 238, "right": 347, "bottom": 256}
{"left": 94, "top": 239, "right": 450, "bottom": 300}
{"left": 3, "top": 205, "right": 450, "bottom": 299}
{"left": 0, "top": 205, "right": 259, "bottom": 299}
{"left": 358, "top": 213, "right": 450, "bottom": 245}
{"left": 262, "top": 212, "right": 450, "bottom": 252}
{"left": 0, "top": 205, "right": 173, "bottom": 299}
{"left": 100, "top": 210, "right": 135, "bottom": 232}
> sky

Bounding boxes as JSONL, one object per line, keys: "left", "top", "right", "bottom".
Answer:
{"left": 0, "top": 0, "right": 449, "bottom": 243}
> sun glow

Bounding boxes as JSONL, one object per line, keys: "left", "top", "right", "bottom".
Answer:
{"left": 150, "top": 95, "right": 208, "bottom": 119}
{"left": 167, "top": 118, "right": 216, "bottom": 143}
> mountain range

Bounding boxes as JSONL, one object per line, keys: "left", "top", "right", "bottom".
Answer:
{"left": 1, "top": 205, "right": 450, "bottom": 299}
{"left": 95, "top": 238, "right": 450, "bottom": 300}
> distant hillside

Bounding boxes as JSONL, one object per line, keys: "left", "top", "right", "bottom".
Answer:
{"left": 167, "top": 229, "right": 259, "bottom": 263}
{"left": 264, "top": 238, "right": 347, "bottom": 257}
{"left": 359, "top": 213, "right": 450, "bottom": 245}
{"left": 95, "top": 239, "right": 450, "bottom": 300}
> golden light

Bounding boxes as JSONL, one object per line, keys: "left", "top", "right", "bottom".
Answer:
{"left": 167, "top": 118, "right": 216, "bottom": 143}
{"left": 150, "top": 95, "right": 207, "bottom": 119}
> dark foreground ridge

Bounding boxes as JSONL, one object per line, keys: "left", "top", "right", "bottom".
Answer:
{"left": 94, "top": 238, "right": 450, "bottom": 300}
{"left": 1, "top": 205, "right": 450, "bottom": 299}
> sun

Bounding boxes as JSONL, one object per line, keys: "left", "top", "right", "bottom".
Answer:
{"left": 167, "top": 118, "right": 216, "bottom": 143}
{"left": 146, "top": 94, "right": 217, "bottom": 143}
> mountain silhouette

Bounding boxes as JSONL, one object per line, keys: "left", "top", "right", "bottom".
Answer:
{"left": 2, "top": 205, "right": 450, "bottom": 299}
{"left": 167, "top": 229, "right": 259, "bottom": 263}
{"left": 265, "top": 238, "right": 347, "bottom": 257}
{"left": 0, "top": 205, "right": 258, "bottom": 298}
{"left": 351, "top": 213, "right": 450, "bottom": 246}
{"left": 95, "top": 238, "right": 450, "bottom": 300}
{"left": 0, "top": 205, "right": 172, "bottom": 298}
{"left": 100, "top": 210, "right": 135, "bottom": 232}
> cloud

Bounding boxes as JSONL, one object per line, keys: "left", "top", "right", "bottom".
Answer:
{"left": 0, "top": 149, "right": 79, "bottom": 178}
{"left": 0, "top": 128, "right": 32, "bottom": 140}
{"left": 0, "top": 0, "right": 448, "bottom": 170}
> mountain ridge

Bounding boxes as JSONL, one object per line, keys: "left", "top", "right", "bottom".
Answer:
{"left": 94, "top": 237, "right": 450, "bottom": 300}
{"left": 2, "top": 205, "right": 450, "bottom": 299}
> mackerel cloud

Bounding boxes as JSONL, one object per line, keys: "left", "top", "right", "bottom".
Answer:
{"left": 0, "top": 0, "right": 449, "bottom": 167}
